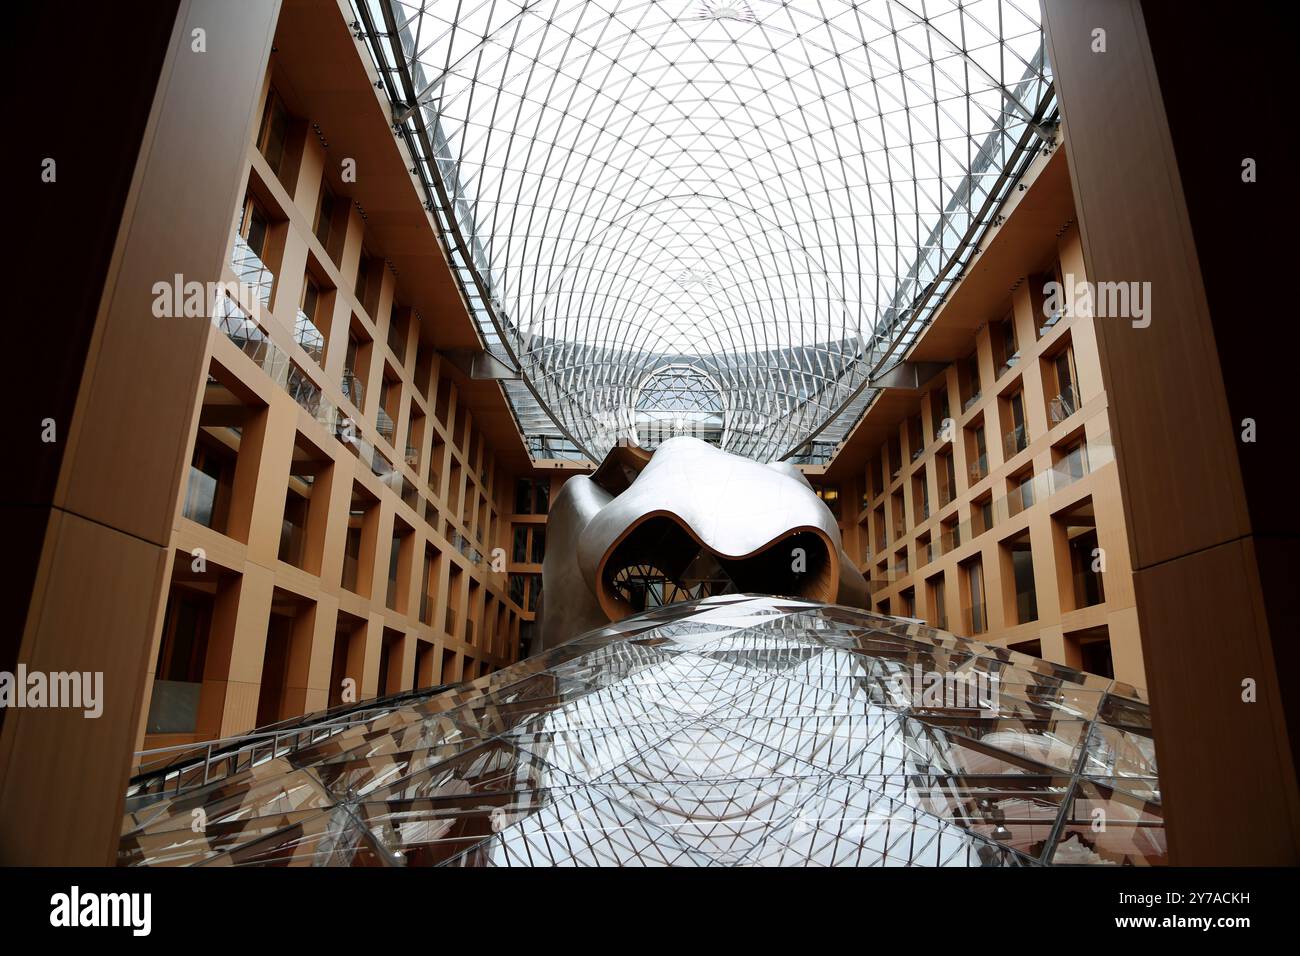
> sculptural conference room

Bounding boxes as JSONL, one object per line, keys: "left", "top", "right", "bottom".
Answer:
{"left": 4, "top": 0, "right": 1295, "bottom": 925}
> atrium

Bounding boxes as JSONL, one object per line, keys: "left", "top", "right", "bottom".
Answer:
{"left": 6, "top": 0, "right": 1296, "bottom": 889}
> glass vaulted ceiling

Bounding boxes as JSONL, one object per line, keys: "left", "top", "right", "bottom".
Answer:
{"left": 355, "top": 0, "right": 1055, "bottom": 464}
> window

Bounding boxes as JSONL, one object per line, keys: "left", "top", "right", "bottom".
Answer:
{"left": 300, "top": 276, "right": 320, "bottom": 324}
{"left": 420, "top": 547, "right": 441, "bottom": 626}
{"left": 816, "top": 485, "right": 841, "bottom": 520}
{"left": 993, "top": 312, "right": 1019, "bottom": 377}
{"left": 147, "top": 588, "right": 213, "bottom": 734}
{"left": 386, "top": 523, "right": 410, "bottom": 611}
{"left": 1047, "top": 343, "right": 1080, "bottom": 424}
{"left": 441, "top": 651, "right": 459, "bottom": 685}
{"left": 514, "top": 478, "right": 551, "bottom": 515}
{"left": 530, "top": 527, "right": 547, "bottom": 564}
{"left": 912, "top": 472, "right": 930, "bottom": 524}
{"left": 891, "top": 548, "right": 908, "bottom": 579}
{"left": 1052, "top": 435, "right": 1089, "bottom": 491}
{"left": 447, "top": 461, "right": 462, "bottom": 518}
{"left": 342, "top": 323, "right": 370, "bottom": 412}
{"left": 1067, "top": 626, "right": 1114, "bottom": 679}
{"left": 1037, "top": 262, "right": 1065, "bottom": 337}
{"left": 512, "top": 526, "right": 529, "bottom": 563}
{"left": 453, "top": 403, "right": 469, "bottom": 450}
{"left": 461, "top": 486, "right": 476, "bottom": 528}
{"left": 965, "top": 418, "right": 988, "bottom": 483}
{"left": 940, "top": 515, "right": 960, "bottom": 556}
{"left": 257, "top": 593, "right": 313, "bottom": 726}
{"left": 437, "top": 563, "right": 460, "bottom": 637}
{"left": 154, "top": 592, "right": 211, "bottom": 687}
{"left": 257, "top": 90, "right": 290, "bottom": 177}
{"left": 387, "top": 311, "right": 408, "bottom": 364}
{"left": 1001, "top": 530, "right": 1038, "bottom": 624}
{"left": 961, "top": 556, "right": 987, "bottom": 635}
{"left": 342, "top": 525, "right": 362, "bottom": 593}
{"left": 466, "top": 579, "right": 482, "bottom": 647}
{"left": 314, "top": 181, "right": 336, "bottom": 249}
{"left": 406, "top": 408, "right": 425, "bottom": 473}
{"left": 1070, "top": 528, "right": 1106, "bottom": 607}
{"left": 429, "top": 434, "right": 445, "bottom": 496}
{"left": 377, "top": 369, "right": 400, "bottom": 442}
{"left": 1007, "top": 466, "right": 1035, "bottom": 517}
{"left": 181, "top": 437, "right": 234, "bottom": 532}
{"left": 890, "top": 490, "right": 906, "bottom": 538}
{"left": 354, "top": 251, "right": 370, "bottom": 302}
{"left": 278, "top": 485, "right": 309, "bottom": 567}
{"left": 916, "top": 530, "right": 933, "bottom": 567}
{"left": 972, "top": 494, "right": 994, "bottom": 537}
{"left": 435, "top": 376, "right": 453, "bottom": 428}
{"left": 937, "top": 449, "right": 957, "bottom": 507}
{"left": 865, "top": 455, "right": 882, "bottom": 499}
{"left": 898, "top": 587, "right": 915, "bottom": 619}
{"left": 930, "top": 385, "right": 951, "bottom": 442}
{"left": 239, "top": 196, "right": 270, "bottom": 260}
{"left": 1056, "top": 499, "right": 1106, "bottom": 610}
{"left": 235, "top": 195, "right": 276, "bottom": 307}
{"left": 927, "top": 574, "right": 947, "bottom": 630}
{"left": 1001, "top": 389, "right": 1028, "bottom": 457}
{"left": 341, "top": 483, "right": 378, "bottom": 596}
{"left": 1009, "top": 638, "right": 1042, "bottom": 659}
{"left": 415, "top": 639, "right": 437, "bottom": 688}
{"left": 959, "top": 350, "right": 981, "bottom": 412}
{"left": 295, "top": 274, "right": 325, "bottom": 365}
{"left": 377, "top": 628, "right": 405, "bottom": 696}
{"left": 328, "top": 616, "right": 365, "bottom": 707}
{"left": 907, "top": 415, "right": 924, "bottom": 462}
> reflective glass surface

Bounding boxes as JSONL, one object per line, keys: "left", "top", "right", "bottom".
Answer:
{"left": 121, "top": 596, "right": 1161, "bottom": 866}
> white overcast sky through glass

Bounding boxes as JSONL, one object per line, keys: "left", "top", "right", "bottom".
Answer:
{"left": 375, "top": 0, "right": 1050, "bottom": 461}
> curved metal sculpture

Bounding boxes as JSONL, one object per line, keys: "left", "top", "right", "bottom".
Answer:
{"left": 538, "top": 436, "right": 867, "bottom": 649}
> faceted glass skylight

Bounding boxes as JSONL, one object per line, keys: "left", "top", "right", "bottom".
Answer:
{"left": 355, "top": 0, "right": 1055, "bottom": 462}
{"left": 120, "top": 596, "right": 1164, "bottom": 867}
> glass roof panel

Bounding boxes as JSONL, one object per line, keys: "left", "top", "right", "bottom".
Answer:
{"left": 354, "top": 0, "right": 1054, "bottom": 462}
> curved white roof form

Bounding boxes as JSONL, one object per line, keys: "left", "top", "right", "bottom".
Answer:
{"left": 356, "top": 0, "right": 1055, "bottom": 463}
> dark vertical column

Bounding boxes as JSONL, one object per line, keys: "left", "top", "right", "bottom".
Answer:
{"left": 1, "top": 0, "right": 281, "bottom": 865}
{"left": 3, "top": 1, "right": 181, "bottom": 720}
{"left": 1041, "top": 0, "right": 1299, "bottom": 863}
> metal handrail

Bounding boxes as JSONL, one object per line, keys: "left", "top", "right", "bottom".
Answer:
{"left": 1049, "top": 384, "right": 1079, "bottom": 424}
{"left": 127, "top": 683, "right": 454, "bottom": 806}
{"left": 1004, "top": 424, "right": 1028, "bottom": 456}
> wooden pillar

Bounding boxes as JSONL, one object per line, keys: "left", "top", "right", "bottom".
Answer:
{"left": 1, "top": 0, "right": 281, "bottom": 865}
{"left": 1042, "top": 0, "right": 1299, "bottom": 864}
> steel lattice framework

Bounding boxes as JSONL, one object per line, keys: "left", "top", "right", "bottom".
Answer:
{"left": 120, "top": 596, "right": 1164, "bottom": 867}
{"left": 354, "top": 0, "right": 1055, "bottom": 463}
